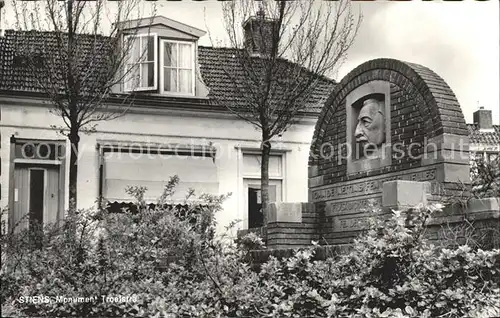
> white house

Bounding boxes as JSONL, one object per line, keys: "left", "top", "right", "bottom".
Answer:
{"left": 0, "top": 16, "right": 334, "bottom": 234}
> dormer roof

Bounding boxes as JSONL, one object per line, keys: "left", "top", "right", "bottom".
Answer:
{"left": 115, "top": 16, "right": 206, "bottom": 39}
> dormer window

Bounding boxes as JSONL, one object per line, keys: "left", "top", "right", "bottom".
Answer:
{"left": 124, "top": 34, "right": 158, "bottom": 91}
{"left": 118, "top": 16, "right": 207, "bottom": 97}
{"left": 160, "top": 40, "right": 195, "bottom": 95}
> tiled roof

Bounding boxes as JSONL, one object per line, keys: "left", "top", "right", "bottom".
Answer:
{"left": 0, "top": 35, "right": 13, "bottom": 90}
{"left": 0, "top": 30, "right": 335, "bottom": 115}
{"left": 198, "top": 46, "right": 335, "bottom": 114}
{"left": 467, "top": 124, "right": 500, "bottom": 146}
{"left": 0, "top": 30, "right": 115, "bottom": 96}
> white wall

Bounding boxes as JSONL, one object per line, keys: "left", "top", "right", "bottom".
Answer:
{"left": 0, "top": 98, "right": 315, "bottom": 234}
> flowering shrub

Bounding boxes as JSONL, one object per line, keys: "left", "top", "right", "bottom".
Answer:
{"left": 236, "top": 231, "right": 266, "bottom": 252}
{"left": 1, "top": 179, "right": 499, "bottom": 317}
{"left": 470, "top": 155, "right": 500, "bottom": 198}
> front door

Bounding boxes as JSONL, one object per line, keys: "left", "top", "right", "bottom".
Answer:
{"left": 28, "top": 169, "right": 44, "bottom": 232}
{"left": 13, "top": 164, "right": 60, "bottom": 232}
{"left": 248, "top": 187, "right": 262, "bottom": 228}
{"left": 244, "top": 179, "right": 281, "bottom": 229}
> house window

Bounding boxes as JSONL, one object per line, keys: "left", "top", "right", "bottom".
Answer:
{"left": 160, "top": 40, "right": 195, "bottom": 95}
{"left": 100, "top": 144, "right": 219, "bottom": 203}
{"left": 124, "top": 34, "right": 157, "bottom": 91}
{"left": 242, "top": 154, "right": 282, "bottom": 178}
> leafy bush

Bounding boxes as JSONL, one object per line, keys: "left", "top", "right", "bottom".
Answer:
{"left": 236, "top": 231, "right": 266, "bottom": 252}
{"left": 1, "top": 176, "right": 228, "bottom": 317}
{"left": 146, "top": 204, "right": 500, "bottom": 318}
{"left": 323, "top": 206, "right": 500, "bottom": 317}
{"left": 470, "top": 155, "right": 500, "bottom": 198}
{"left": 2, "top": 179, "right": 499, "bottom": 317}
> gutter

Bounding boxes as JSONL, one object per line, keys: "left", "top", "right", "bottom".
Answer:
{"left": 0, "top": 90, "right": 321, "bottom": 120}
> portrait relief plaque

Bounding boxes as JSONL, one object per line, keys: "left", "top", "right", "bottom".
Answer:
{"left": 346, "top": 81, "right": 391, "bottom": 174}
{"left": 354, "top": 96, "right": 386, "bottom": 155}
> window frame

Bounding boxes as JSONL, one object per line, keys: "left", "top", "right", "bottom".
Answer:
{"left": 159, "top": 39, "right": 196, "bottom": 96}
{"left": 123, "top": 33, "right": 158, "bottom": 92}
{"left": 241, "top": 153, "right": 284, "bottom": 180}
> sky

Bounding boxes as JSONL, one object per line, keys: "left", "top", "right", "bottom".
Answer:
{"left": 2, "top": 0, "right": 499, "bottom": 124}
{"left": 156, "top": 0, "right": 500, "bottom": 125}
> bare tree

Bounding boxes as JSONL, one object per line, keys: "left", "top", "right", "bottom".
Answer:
{"left": 11, "top": 0, "right": 156, "bottom": 211}
{"left": 215, "top": 0, "right": 361, "bottom": 222}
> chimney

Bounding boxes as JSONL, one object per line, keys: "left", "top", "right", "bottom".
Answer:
{"left": 473, "top": 106, "right": 493, "bottom": 130}
{"left": 242, "top": 9, "right": 278, "bottom": 57}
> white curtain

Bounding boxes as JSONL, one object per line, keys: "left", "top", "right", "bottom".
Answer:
{"left": 164, "top": 42, "right": 179, "bottom": 92}
{"left": 178, "top": 44, "right": 192, "bottom": 93}
{"left": 124, "top": 37, "right": 140, "bottom": 90}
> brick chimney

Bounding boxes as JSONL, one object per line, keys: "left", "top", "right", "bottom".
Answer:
{"left": 473, "top": 106, "right": 493, "bottom": 130}
{"left": 242, "top": 9, "right": 278, "bottom": 57}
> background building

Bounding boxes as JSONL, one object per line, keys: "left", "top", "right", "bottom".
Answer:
{"left": 468, "top": 107, "right": 499, "bottom": 162}
{"left": 0, "top": 16, "right": 333, "bottom": 233}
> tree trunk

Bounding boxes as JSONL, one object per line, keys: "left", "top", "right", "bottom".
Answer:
{"left": 67, "top": 0, "right": 78, "bottom": 214}
{"left": 68, "top": 132, "right": 79, "bottom": 213}
{"left": 261, "top": 133, "right": 271, "bottom": 226}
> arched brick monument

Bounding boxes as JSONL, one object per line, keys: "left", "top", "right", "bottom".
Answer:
{"left": 307, "top": 58, "right": 470, "bottom": 245}
{"left": 245, "top": 58, "right": 497, "bottom": 252}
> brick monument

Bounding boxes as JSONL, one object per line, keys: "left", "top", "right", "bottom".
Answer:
{"left": 307, "top": 58, "right": 471, "bottom": 245}
{"left": 241, "top": 58, "right": 498, "bottom": 251}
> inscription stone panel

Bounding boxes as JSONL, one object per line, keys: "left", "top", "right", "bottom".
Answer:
{"left": 312, "top": 168, "right": 436, "bottom": 202}
{"left": 334, "top": 216, "right": 373, "bottom": 232}
{"left": 326, "top": 197, "right": 382, "bottom": 216}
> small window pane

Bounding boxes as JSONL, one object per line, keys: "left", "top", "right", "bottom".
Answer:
{"left": 179, "top": 44, "right": 192, "bottom": 68}
{"left": 164, "top": 43, "right": 177, "bottom": 67}
{"left": 140, "top": 37, "right": 148, "bottom": 63}
{"left": 147, "top": 62, "right": 154, "bottom": 87}
{"left": 147, "top": 36, "right": 154, "bottom": 61}
{"left": 269, "top": 185, "right": 277, "bottom": 203}
{"left": 141, "top": 63, "right": 154, "bottom": 88}
{"left": 179, "top": 69, "right": 192, "bottom": 93}
{"left": 141, "top": 67, "right": 147, "bottom": 87}
{"left": 125, "top": 64, "right": 139, "bottom": 90}
{"left": 164, "top": 68, "right": 177, "bottom": 92}
{"left": 164, "top": 68, "right": 170, "bottom": 91}
{"left": 164, "top": 43, "right": 171, "bottom": 66}
{"left": 131, "top": 38, "right": 140, "bottom": 62}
